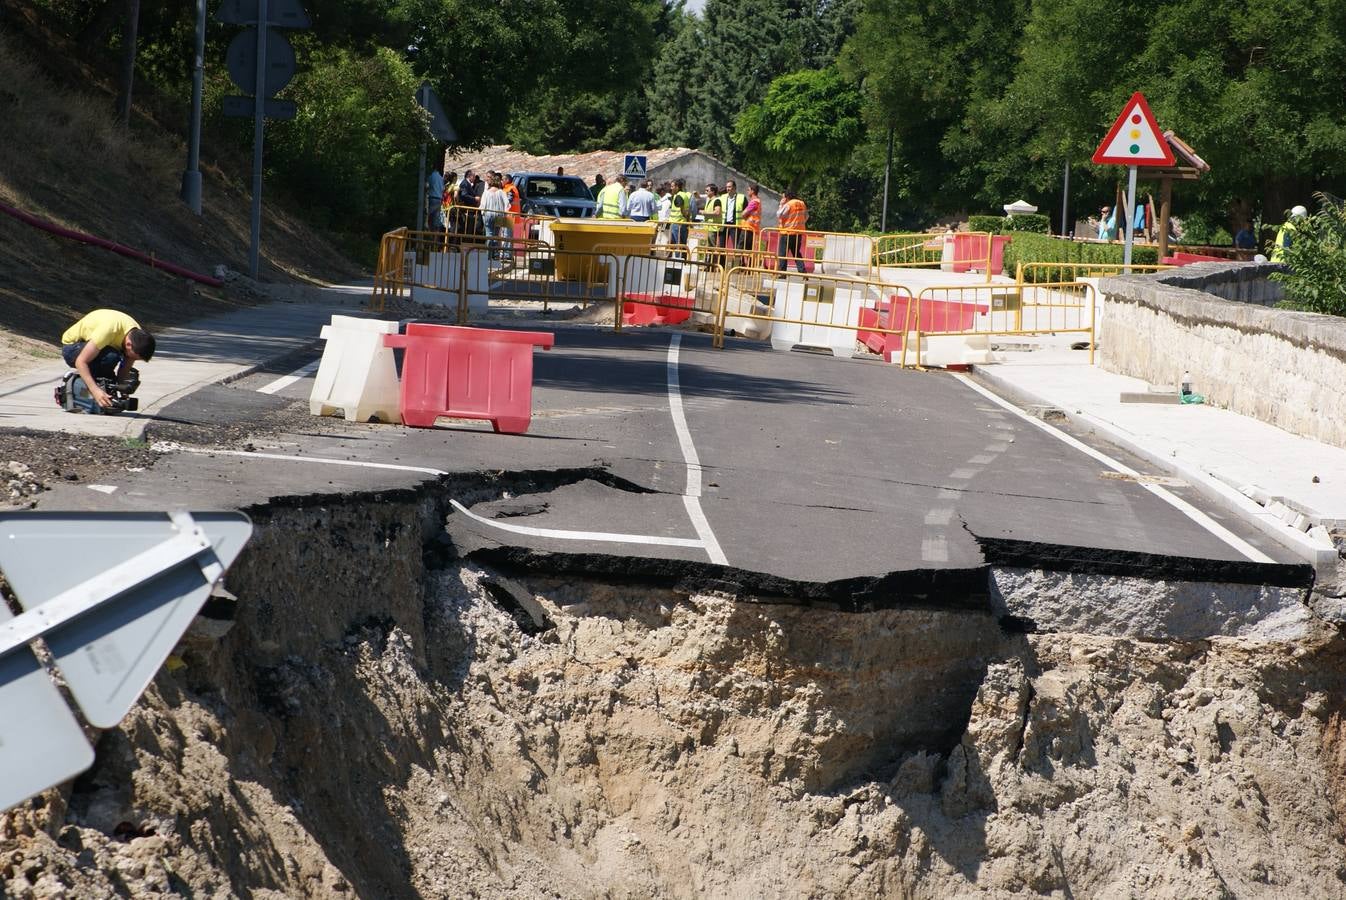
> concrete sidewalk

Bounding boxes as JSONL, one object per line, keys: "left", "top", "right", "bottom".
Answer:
{"left": 0, "top": 284, "right": 370, "bottom": 438}
{"left": 973, "top": 347, "right": 1344, "bottom": 569}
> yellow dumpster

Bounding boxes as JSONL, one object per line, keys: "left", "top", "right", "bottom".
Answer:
{"left": 549, "top": 218, "right": 657, "bottom": 281}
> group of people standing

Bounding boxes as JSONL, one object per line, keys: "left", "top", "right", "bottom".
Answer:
{"left": 427, "top": 163, "right": 523, "bottom": 259}
{"left": 589, "top": 174, "right": 811, "bottom": 271}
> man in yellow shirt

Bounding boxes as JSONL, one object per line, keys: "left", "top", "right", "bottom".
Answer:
{"left": 60, "top": 309, "right": 156, "bottom": 410}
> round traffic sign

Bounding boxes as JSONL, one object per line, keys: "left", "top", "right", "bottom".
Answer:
{"left": 225, "top": 28, "right": 296, "bottom": 98}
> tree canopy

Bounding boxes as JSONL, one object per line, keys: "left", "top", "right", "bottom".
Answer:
{"left": 22, "top": 0, "right": 1346, "bottom": 248}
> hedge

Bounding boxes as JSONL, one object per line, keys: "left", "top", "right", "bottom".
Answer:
{"left": 967, "top": 215, "right": 1003, "bottom": 234}
{"left": 1002, "top": 233, "right": 1159, "bottom": 282}
{"left": 1003, "top": 213, "right": 1050, "bottom": 234}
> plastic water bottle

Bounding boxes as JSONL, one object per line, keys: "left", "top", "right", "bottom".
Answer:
{"left": 1180, "top": 371, "right": 1193, "bottom": 398}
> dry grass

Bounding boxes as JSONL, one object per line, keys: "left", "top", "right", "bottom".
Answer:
{"left": 0, "top": 27, "right": 361, "bottom": 348}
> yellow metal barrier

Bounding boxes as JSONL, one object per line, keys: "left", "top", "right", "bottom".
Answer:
{"left": 759, "top": 227, "right": 876, "bottom": 276}
{"left": 713, "top": 266, "right": 902, "bottom": 354}
{"left": 873, "top": 231, "right": 1000, "bottom": 282}
{"left": 618, "top": 253, "right": 725, "bottom": 333}
{"left": 1016, "top": 261, "right": 1174, "bottom": 284}
{"left": 900, "top": 281, "right": 1097, "bottom": 368}
{"left": 369, "top": 227, "right": 409, "bottom": 313}
{"left": 460, "top": 245, "right": 620, "bottom": 321}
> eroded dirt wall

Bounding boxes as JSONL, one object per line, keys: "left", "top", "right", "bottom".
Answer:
{"left": 4, "top": 491, "right": 1346, "bottom": 899}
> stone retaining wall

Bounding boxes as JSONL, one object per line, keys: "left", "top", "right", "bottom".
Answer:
{"left": 1099, "top": 262, "right": 1346, "bottom": 449}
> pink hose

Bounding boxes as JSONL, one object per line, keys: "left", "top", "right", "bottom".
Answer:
{"left": 0, "top": 201, "right": 224, "bottom": 287}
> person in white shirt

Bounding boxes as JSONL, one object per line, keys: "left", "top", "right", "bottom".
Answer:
{"left": 657, "top": 181, "right": 673, "bottom": 222}
{"left": 479, "top": 176, "right": 512, "bottom": 260}
{"left": 627, "top": 180, "right": 658, "bottom": 222}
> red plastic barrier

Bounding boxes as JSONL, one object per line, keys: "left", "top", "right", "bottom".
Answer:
{"left": 622, "top": 292, "right": 694, "bottom": 326}
{"left": 383, "top": 324, "right": 554, "bottom": 433}
{"left": 950, "top": 234, "right": 1011, "bottom": 275}
{"left": 1163, "top": 251, "right": 1226, "bottom": 265}
{"left": 859, "top": 294, "right": 986, "bottom": 362}
{"left": 761, "top": 229, "right": 819, "bottom": 273}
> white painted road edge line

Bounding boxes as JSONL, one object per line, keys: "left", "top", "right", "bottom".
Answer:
{"left": 952, "top": 374, "right": 1276, "bottom": 564}
{"left": 450, "top": 500, "right": 706, "bottom": 548}
{"left": 257, "top": 360, "right": 320, "bottom": 395}
{"left": 667, "top": 334, "right": 729, "bottom": 565}
{"left": 155, "top": 444, "right": 709, "bottom": 550}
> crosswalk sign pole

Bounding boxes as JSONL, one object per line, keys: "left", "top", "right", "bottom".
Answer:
{"left": 1123, "top": 164, "right": 1137, "bottom": 272}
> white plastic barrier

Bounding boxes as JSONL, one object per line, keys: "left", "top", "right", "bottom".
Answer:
{"left": 768, "top": 280, "right": 871, "bottom": 359}
{"left": 894, "top": 334, "right": 995, "bottom": 367}
{"left": 309, "top": 315, "right": 402, "bottom": 423}
{"left": 410, "top": 251, "right": 489, "bottom": 311}
{"left": 821, "top": 234, "right": 872, "bottom": 275}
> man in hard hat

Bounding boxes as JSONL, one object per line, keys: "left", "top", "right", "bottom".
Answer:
{"left": 1271, "top": 204, "right": 1308, "bottom": 262}
{"left": 595, "top": 175, "right": 628, "bottom": 219}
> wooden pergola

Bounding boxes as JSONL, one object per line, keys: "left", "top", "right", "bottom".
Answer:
{"left": 1134, "top": 131, "right": 1210, "bottom": 259}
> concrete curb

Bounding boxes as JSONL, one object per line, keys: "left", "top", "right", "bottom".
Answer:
{"left": 969, "top": 364, "right": 1339, "bottom": 573}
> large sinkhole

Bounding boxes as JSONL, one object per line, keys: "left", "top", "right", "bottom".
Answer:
{"left": 8, "top": 473, "right": 1346, "bottom": 900}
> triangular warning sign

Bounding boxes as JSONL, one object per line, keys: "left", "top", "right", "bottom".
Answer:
{"left": 1092, "top": 92, "right": 1175, "bottom": 167}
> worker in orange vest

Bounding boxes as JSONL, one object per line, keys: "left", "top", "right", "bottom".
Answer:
{"left": 742, "top": 183, "right": 762, "bottom": 264}
{"left": 776, "top": 189, "right": 809, "bottom": 272}
{"left": 502, "top": 173, "right": 523, "bottom": 242}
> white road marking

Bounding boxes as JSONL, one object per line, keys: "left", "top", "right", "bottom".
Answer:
{"left": 925, "top": 508, "right": 954, "bottom": 526}
{"left": 968, "top": 453, "right": 997, "bottom": 465}
{"left": 949, "top": 467, "right": 979, "bottom": 480}
{"left": 953, "top": 373, "right": 1275, "bottom": 563}
{"left": 257, "top": 360, "right": 320, "bottom": 395}
{"left": 667, "top": 335, "right": 729, "bottom": 565}
{"left": 921, "top": 536, "right": 949, "bottom": 562}
{"left": 154, "top": 445, "right": 712, "bottom": 551}
{"left": 450, "top": 500, "right": 705, "bottom": 548}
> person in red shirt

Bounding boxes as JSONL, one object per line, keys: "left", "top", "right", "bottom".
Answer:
{"left": 776, "top": 189, "right": 809, "bottom": 272}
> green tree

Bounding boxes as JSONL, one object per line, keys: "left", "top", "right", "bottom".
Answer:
{"left": 1273, "top": 196, "right": 1346, "bottom": 316}
{"left": 733, "top": 68, "right": 862, "bottom": 192}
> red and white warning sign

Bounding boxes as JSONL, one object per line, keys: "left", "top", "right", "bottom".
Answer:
{"left": 1091, "top": 92, "right": 1174, "bottom": 167}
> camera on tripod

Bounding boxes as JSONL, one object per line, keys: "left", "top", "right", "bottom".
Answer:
{"left": 54, "top": 368, "right": 140, "bottom": 415}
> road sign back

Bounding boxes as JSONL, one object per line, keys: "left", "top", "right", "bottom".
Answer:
{"left": 1092, "top": 92, "right": 1174, "bottom": 167}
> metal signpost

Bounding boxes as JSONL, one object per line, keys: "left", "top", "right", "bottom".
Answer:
{"left": 219, "top": 0, "right": 310, "bottom": 278}
{"left": 1091, "top": 92, "right": 1175, "bottom": 272}
{"left": 414, "top": 82, "right": 458, "bottom": 232}
{"left": 0, "top": 511, "right": 252, "bottom": 812}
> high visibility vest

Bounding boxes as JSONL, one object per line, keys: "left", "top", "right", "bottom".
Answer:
{"left": 743, "top": 197, "right": 761, "bottom": 231}
{"left": 704, "top": 194, "right": 745, "bottom": 233}
{"left": 1271, "top": 220, "right": 1297, "bottom": 262}
{"left": 597, "top": 183, "right": 625, "bottom": 218}
{"left": 669, "top": 191, "right": 693, "bottom": 224}
{"left": 505, "top": 183, "right": 521, "bottom": 214}
{"left": 703, "top": 196, "right": 723, "bottom": 232}
{"left": 778, "top": 198, "right": 808, "bottom": 232}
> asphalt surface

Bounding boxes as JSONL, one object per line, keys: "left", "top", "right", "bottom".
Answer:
{"left": 32, "top": 324, "right": 1298, "bottom": 583}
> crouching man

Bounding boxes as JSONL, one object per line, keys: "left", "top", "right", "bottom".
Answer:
{"left": 60, "top": 309, "right": 155, "bottom": 410}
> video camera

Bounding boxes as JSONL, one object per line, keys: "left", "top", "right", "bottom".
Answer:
{"left": 55, "top": 368, "right": 140, "bottom": 415}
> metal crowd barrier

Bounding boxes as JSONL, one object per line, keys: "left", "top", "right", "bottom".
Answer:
{"left": 618, "top": 253, "right": 725, "bottom": 332}
{"left": 1016, "top": 261, "right": 1174, "bottom": 284}
{"left": 460, "top": 245, "right": 620, "bottom": 320}
{"left": 873, "top": 231, "right": 1000, "bottom": 282}
{"left": 758, "top": 228, "right": 876, "bottom": 276}
{"left": 714, "top": 266, "right": 895, "bottom": 355}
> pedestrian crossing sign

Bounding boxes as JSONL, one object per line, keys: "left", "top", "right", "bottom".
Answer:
{"left": 1092, "top": 92, "right": 1174, "bottom": 167}
{"left": 623, "top": 154, "right": 648, "bottom": 179}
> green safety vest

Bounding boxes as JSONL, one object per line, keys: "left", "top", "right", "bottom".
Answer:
{"left": 1270, "top": 220, "right": 1297, "bottom": 262}
{"left": 596, "top": 183, "right": 625, "bottom": 219}
{"left": 669, "top": 191, "right": 693, "bottom": 224}
{"left": 704, "top": 193, "right": 745, "bottom": 233}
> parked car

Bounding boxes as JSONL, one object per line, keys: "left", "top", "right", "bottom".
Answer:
{"left": 511, "top": 172, "right": 597, "bottom": 219}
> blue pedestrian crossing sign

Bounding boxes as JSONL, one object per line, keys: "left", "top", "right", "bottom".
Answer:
{"left": 623, "top": 155, "right": 648, "bottom": 179}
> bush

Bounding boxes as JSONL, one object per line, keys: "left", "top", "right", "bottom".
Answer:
{"left": 1272, "top": 198, "right": 1346, "bottom": 317}
{"left": 1002, "top": 233, "right": 1159, "bottom": 282}
{"left": 1003, "top": 213, "right": 1050, "bottom": 234}
{"left": 967, "top": 215, "right": 1003, "bottom": 234}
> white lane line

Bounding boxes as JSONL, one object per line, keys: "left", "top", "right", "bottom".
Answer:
{"left": 155, "top": 445, "right": 710, "bottom": 550}
{"left": 949, "top": 467, "right": 979, "bottom": 480}
{"left": 968, "top": 453, "right": 997, "bottom": 465}
{"left": 925, "top": 508, "right": 954, "bottom": 526}
{"left": 257, "top": 360, "right": 320, "bottom": 395}
{"left": 953, "top": 374, "right": 1275, "bottom": 563}
{"left": 921, "top": 536, "right": 949, "bottom": 562}
{"left": 450, "top": 500, "right": 705, "bottom": 548}
{"left": 666, "top": 334, "right": 729, "bottom": 565}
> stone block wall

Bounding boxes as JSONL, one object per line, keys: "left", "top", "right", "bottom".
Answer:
{"left": 1099, "top": 262, "right": 1346, "bottom": 449}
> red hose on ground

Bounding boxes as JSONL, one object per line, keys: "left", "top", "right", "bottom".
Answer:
{"left": 0, "top": 200, "right": 225, "bottom": 287}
